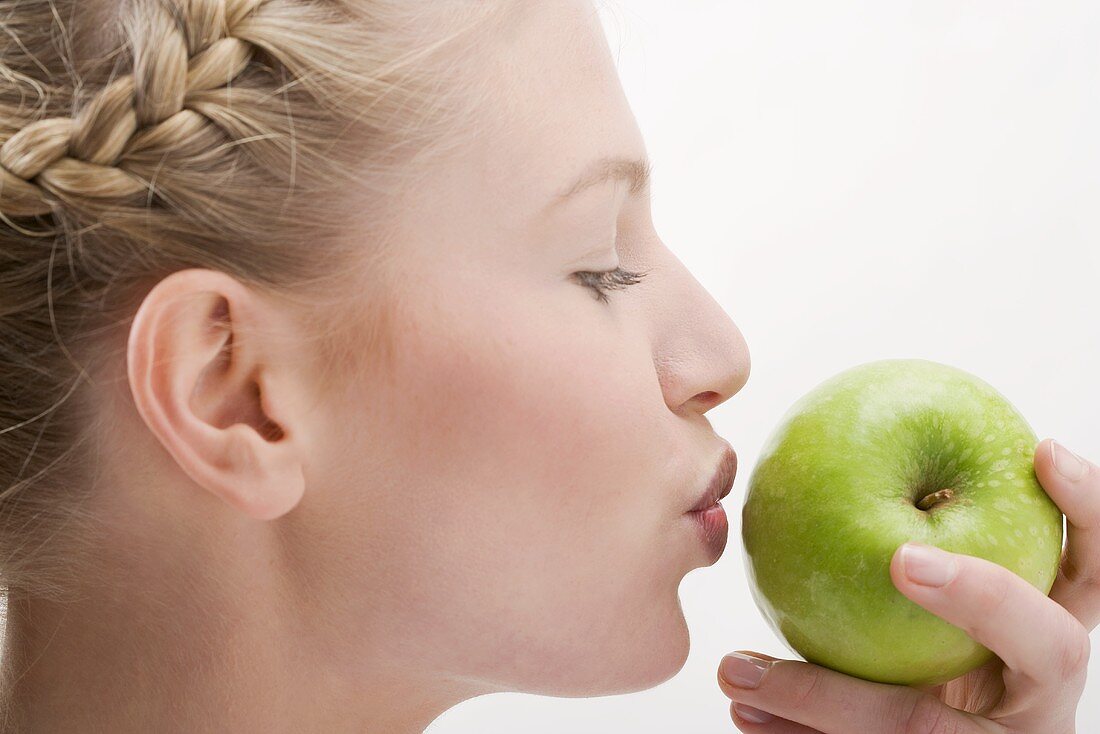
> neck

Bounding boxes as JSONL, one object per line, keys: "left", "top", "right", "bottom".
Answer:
{"left": 0, "top": 528, "right": 475, "bottom": 733}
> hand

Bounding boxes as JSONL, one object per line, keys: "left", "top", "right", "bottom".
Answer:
{"left": 718, "top": 438, "right": 1096, "bottom": 733}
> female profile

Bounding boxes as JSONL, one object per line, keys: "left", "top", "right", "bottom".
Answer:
{"left": 0, "top": 1, "right": 1092, "bottom": 731}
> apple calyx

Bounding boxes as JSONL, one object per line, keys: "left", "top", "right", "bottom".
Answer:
{"left": 915, "top": 487, "right": 955, "bottom": 512}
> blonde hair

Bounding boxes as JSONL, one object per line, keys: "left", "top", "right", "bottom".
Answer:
{"left": 0, "top": 0, "right": 512, "bottom": 613}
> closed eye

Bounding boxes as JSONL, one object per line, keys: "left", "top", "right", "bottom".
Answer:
{"left": 573, "top": 266, "right": 649, "bottom": 304}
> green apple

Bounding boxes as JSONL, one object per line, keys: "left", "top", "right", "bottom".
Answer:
{"left": 741, "top": 358, "right": 1063, "bottom": 687}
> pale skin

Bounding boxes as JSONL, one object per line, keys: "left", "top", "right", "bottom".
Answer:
{"left": 4, "top": 2, "right": 751, "bottom": 731}
{"left": 1, "top": 2, "right": 1092, "bottom": 733}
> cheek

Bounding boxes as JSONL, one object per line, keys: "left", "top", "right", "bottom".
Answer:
{"left": 397, "top": 286, "right": 660, "bottom": 530}
{"left": 398, "top": 296, "right": 617, "bottom": 514}
{"left": 372, "top": 287, "right": 687, "bottom": 640}
{"left": 308, "top": 263, "right": 698, "bottom": 688}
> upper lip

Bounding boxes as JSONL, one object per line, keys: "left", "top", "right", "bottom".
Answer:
{"left": 688, "top": 443, "right": 738, "bottom": 512}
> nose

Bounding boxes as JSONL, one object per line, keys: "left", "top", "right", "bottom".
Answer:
{"left": 648, "top": 245, "right": 750, "bottom": 417}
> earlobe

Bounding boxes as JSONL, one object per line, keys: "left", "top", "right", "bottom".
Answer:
{"left": 126, "top": 268, "right": 306, "bottom": 522}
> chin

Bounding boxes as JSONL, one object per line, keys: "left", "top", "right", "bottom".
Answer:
{"left": 529, "top": 597, "right": 692, "bottom": 698}
{"left": 605, "top": 590, "right": 693, "bottom": 694}
{"left": 621, "top": 612, "right": 691, "bottom": 693}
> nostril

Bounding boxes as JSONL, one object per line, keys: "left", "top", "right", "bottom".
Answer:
{"left": 693, "top": 391, "right": 723, "bottom": 412}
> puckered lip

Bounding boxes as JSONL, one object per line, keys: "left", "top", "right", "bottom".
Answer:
{"left": 687, "top": 443, "right": 737, "bottom": 513}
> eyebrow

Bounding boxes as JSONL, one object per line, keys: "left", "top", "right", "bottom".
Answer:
{"left": 550, "top": 155, "right": 653, "bottom": 206}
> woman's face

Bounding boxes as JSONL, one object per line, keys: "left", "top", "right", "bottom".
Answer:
{"left": 301, "top": 0, "right": 750, "bottom": 696}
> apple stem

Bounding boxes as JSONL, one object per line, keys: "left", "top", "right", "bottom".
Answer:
{"left": 916, "top": 488, "right": 955, "bottom": 511}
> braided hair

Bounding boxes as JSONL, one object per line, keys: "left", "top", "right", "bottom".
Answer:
{"left": 0, "top": 0, "right": 271, "bottom": 219}
{"left": 0, "top": 0, "right": 508, "bottom": 615}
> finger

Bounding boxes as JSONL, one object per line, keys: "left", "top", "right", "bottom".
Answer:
{"left": 891, "top": 542, "right": 1091, "bottom": 714}
{"left": 1034, "top": 438, "right": 1100, "bottom": 630}
{"left": 730, "top": 699, "right": 821, "bottom": 733}
{"left": 717, "top": 651, "right": 992, "bottom": 734}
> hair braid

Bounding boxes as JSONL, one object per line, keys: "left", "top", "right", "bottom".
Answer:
{"left": 0, "top": 0, "right": 267, "bottom": 219}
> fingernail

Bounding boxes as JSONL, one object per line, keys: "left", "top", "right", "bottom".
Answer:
{"left": 733, "top": 702, "right": 775, "bottom": 724}
{"left": 720, "top": 651, "right": 772, "bottom": 689}
{"left": 900, "top": 542, "right": 958, "bottom": 587}
{"left": 1051, "top": 440, "right": 1088, "bottom": 482}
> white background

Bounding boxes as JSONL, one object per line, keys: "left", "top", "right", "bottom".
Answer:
{"left": 429, "top": 1, "right": 1100, "bottom": 731}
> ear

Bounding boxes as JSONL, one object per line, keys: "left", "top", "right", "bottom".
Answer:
{"left": 126, "top": 268, "right": 307, "bottom": 521}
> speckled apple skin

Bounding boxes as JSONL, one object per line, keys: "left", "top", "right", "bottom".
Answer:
{"left": 741, "top": 358, "right": 1063, "bottom": 687}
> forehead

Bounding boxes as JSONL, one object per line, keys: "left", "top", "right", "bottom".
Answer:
{"left": 468, "top": 1, "right": 645, "bottom": 219}
{"left": 382, "top": 1, "right": 647, "bottom": 265}
{"left": 510, "top": 5, "right": 641, "bottom": 179}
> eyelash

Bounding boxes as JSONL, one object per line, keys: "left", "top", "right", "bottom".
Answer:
{"left": 573, "top": 266, "right": 649, "bottom": 304}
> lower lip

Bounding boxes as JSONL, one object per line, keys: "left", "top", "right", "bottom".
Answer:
{"left": 687, "top": 501, "right": 729, "bottom": 563}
